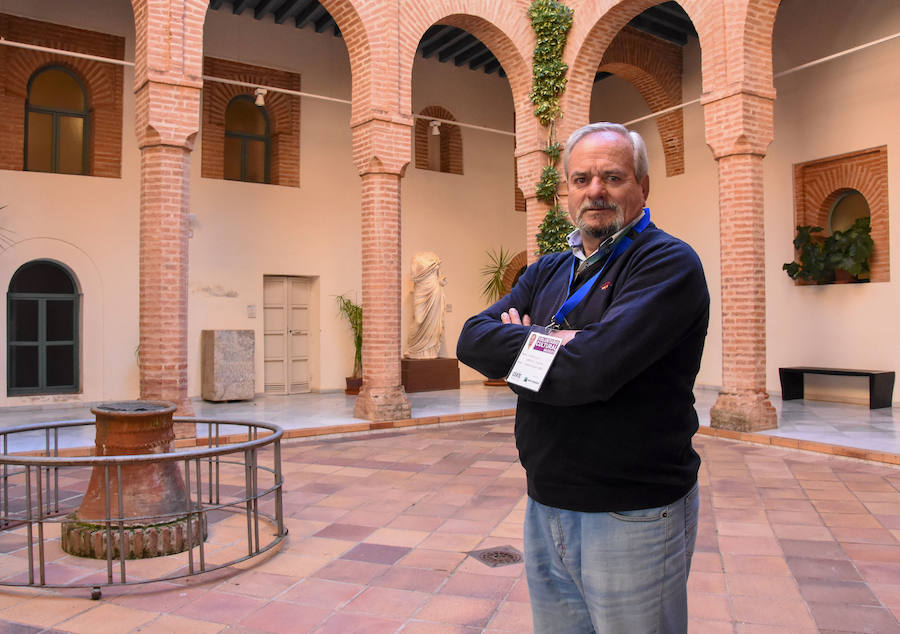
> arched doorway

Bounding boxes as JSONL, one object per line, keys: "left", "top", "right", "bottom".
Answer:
{"left": 7, "top": 260, "right": 80, "bottom": 395}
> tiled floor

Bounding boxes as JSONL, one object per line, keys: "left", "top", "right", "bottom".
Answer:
{"left": 0, "top": 385, "right": 897, "bottom": 632}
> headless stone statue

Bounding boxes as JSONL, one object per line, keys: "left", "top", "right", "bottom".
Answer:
{"left": 407, "top": 252, "right": 446, "bottom": 359}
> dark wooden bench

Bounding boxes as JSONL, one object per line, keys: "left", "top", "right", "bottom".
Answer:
{"left": 779, "top": 367, "right": 895, "bottom": 409}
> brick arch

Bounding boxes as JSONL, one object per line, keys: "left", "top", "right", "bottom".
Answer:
{"left": 728, "top": 0, "right": 780, "bottom": 96}
{"left": 398, "top": 2, "right": 540, "bottom": 155}
{"left": 414, "top": 106, "right": 463, "bottom": 175}
{"left": 562, "top": 0, "right": 718, "bottom": 140}
{"left": 0, "top": 13, "right": 124, "bottom": 177}
{"left": 501, "top": 250, "right": 528, "bottom": 295}
{"left": 596, "top": 25, "right": 684, "bottom": 176}
{"left": 317, "top": 0, "right": 376, "bottom": 126}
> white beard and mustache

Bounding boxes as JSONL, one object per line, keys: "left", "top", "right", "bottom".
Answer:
{"left": 577, "top": 199, "right": 625, "bottom": 243}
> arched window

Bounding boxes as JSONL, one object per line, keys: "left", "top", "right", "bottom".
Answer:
{"left": 414, "top": 106, "right": 463, "bottom": 175}
{"left": 7, "top": 260, "right": 79, "bottom": 395}
{"left": 25, "top": 66, "right": 89, "bottom": 175}
{"left": 224, "top": 96, "right": 270, "bottom": 183}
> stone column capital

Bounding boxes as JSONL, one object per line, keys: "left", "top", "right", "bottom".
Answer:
{"left": 134, "top": 79, "right": 201, "bottom": 151}
{"left": 702, "top": 90, "right": 776, "bottom": 159}
{"left": 351, "top": 116, "right": 413, "bottom": 177}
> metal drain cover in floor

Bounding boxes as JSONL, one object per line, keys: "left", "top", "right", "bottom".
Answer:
{"left": 467, "top": 545, "right": 524, "bottom": 567}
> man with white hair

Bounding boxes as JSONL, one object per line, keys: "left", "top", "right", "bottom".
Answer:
{"left": 457, "top": 122, "right": 709, "bottom": 633}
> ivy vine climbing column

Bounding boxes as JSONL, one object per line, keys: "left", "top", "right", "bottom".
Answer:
{"left": 526, "top": 0, "right": 574, "bottom": 261}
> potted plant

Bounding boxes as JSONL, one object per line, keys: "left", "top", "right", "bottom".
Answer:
{"left": 336, "top": 294, "right": 363, "bottom": 394}
{"left": 825, "top": 216, "right": 873, "bottom": 282}
{"left": 783, "top": 217, "right": 874, "bottom": 284}
{"left": 783, "top": 225, "right": 832, "bottom": 284}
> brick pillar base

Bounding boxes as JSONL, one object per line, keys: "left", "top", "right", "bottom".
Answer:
{"left": 354, "top": 385, "right": 411, "bottom": 421}
{"left": 353, "top": 171, "right": 411, "bottom": 421}
{"left": 710, "top": 391, "right": 776, "bottom": 432}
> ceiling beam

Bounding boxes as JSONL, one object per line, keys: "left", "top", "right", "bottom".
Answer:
{"left": 274, "top": 0, "right": 303, "bottom": 24}
{"left": 452, "top": 41, "right": 486, "bottom": 66}
{"left": 209, "top": 0, "right": 227, "bottom": 9}
{"left": 421, "top": 27, "right": 468, "bottom": 58}
{"left": 468, "top": 49, "right": 494, "bottom": 71}
{"left": 233, "top": 0, "right": 255, "bottom": 15}
{"left": 314, "top": 12, "right": 334, "bottom": 33}
{"left": 293, "top": 0, "right": 320, "bottom": 28}
{"left": 483, "top": 58, "right": 501, "bottom": 75}
{"left": 627, "top": 14, "right": 688, "bottom": 45}
{"left": 254, "top": 0, "right": 282, "bottom": 20}
{"left": 438, "top": 34, "right": 477, "bottom": 62}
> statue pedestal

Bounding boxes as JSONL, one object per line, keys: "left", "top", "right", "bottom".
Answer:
{"left": 402, "top": 358, "right": 460, "bottom": 393}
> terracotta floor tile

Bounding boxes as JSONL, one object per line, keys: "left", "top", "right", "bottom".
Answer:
{"left": 777, "top": 538, "right": 846, "bottom": 559}
{"left": 370, "top": 566, "right": 447, "bottom": 593}
{"left": 364, "top": 527, "right": 430, "bottom": 548}
{"left": 485, "top": 599, "right": 532, "bottom": 631}
{"left": 687, "top": 570, "right": 727, "bottom": 594}
{"left": 285, "top": 536, "right": 354, "bottom": 559}
{"left": 173, "top": 590, "right": 266, "bottom": 624}
{"left": 857, "top": 561, "right": 900, "bottom": 585}
{"left": 416, "top": 595, "right": 499, "bottom": 628}
{"left": 238, "top": 599, "right": 331, "bottom": 633}
{"left": 314, "top": 611, "right": 405, "bottom": 633}
{"left": 722, "top": 554, "right": 792, "bottom": 577}
{"left": 311, "top": 558, "right": 388, "bottom": 585}
{"left": 56, "top": 603, "right": 157, "bottom": 634}
{"left": 688, "top": 593, "right": 732, "bottom": 621}
{"left": 787, "top": 556, "right": 862, "bottom": 581}
{"left": 730, "top": 595, "right": 817, "bottom": 629}
{"left": 833, "top": 526, "right": 899, "bottom": 545}
{"left": 717, "top": 535, "right": 782, "bottom": 555}
{"left": 688, "top": 617, "right": 734, "bottom": 633}
{"left": 388, "top": 515, "right": 446, "bottom": 532}
{"left": 215, "top": 570, "right": 298, "bottom": 599}
{"left": 419, "top": 532, "right": 484, "bottom": 553}
{"left": 799, "top": 578, "right": 881, "bottom": 605}
{"left": 313, "top": 523, "right": 376, "bottom": 542}
{"left": 725, "top": 573, "right": 801, "bottom": 598}
{"left": 807, "top": 602, "right": 900, "bottom": 633}
{"left": 765, "top": 510, "right": 823, "bottom": 526}
{"left": 403, "top": 622, "right": 483, "bottom": 633}
{"left": 137, "top": 613, "right": 226, "bottom": 633}
{"left": 340, "top": 543, "right": 410, "bottom": 565}
{"left": 440, "top": 572, "right": 515, "bottom": 600}
{"left": 397, "top": 548, "right": 467, "bottom": 572}
{"left": 343, "top": 585, "right": 429, "bottom": 618}
{"left": 0, "top": 596, "right": 93, "bottom": 628}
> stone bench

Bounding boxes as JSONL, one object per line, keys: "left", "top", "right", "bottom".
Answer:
{"left": 779, "top": 367, "right": 895, "bottom": 409}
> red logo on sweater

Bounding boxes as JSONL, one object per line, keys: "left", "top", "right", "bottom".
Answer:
{"left": 601, "top": 281, "right": 612, "bottom": 290}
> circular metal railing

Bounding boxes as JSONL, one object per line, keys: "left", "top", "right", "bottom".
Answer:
{"left": 0, "top": 418, "right": 286, "bottom": 599}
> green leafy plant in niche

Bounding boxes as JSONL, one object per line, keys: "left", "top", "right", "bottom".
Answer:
{"left": 529, "top": 0, "right": 575, "bottom": 255}
{"left": 783, "top": 217, "right": 874, "bottom": 283}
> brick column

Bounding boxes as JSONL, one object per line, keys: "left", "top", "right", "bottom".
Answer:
{"left": 137, "top": 140, "right": 193, "bottom": 413}
{"left": 352, "top": 119, "right": 412, "bottom": 421}
{"left": 704, "top": 91, "right": 777, "bottom": 432}
{"left": 131, "top": 0, "right": 205, "bottom": 416}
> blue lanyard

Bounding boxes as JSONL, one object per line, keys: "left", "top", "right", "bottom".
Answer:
{"left": 548, "top": 210, "right": 651, "bottom": 330}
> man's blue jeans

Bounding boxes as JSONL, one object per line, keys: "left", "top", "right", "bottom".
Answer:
{"left": 524, "top": 483, "right": 699, "bottom": 634}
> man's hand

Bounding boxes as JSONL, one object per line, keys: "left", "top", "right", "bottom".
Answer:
{"left": 500, "top": 308, "right": 531, "bottom": 326}
{"left": 501, "top": 308, "right": 580, "bottom": 346}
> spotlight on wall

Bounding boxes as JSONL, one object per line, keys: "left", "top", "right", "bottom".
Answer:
{"left": 429, "top": 120, "right": 441, "bottom": 136}
{"left": 254, "top": 87, "right": 267, "bottom": 107}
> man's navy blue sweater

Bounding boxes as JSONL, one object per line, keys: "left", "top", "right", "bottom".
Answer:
{"left": 457, "top": 224, "right": 709, "bottom": 512}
